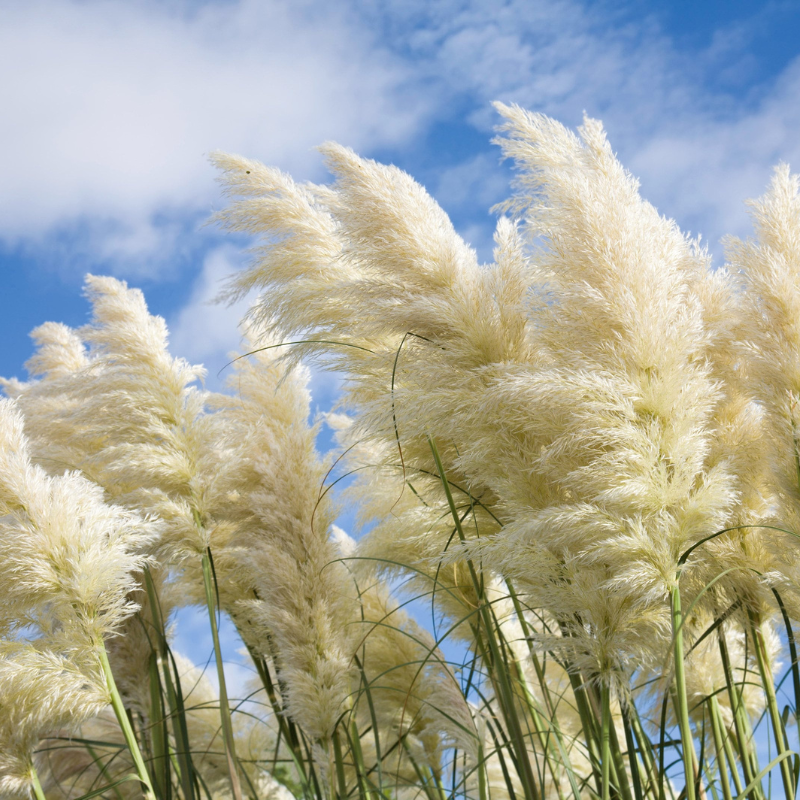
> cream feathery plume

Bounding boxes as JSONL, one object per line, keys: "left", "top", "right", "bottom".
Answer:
{"left": 727, "top": 165, "right": 800, "bottom": 601}
{"left": 0, "top": 399, "right": 155, "bottom": 795}
{"left": 324, "top": 527, "right": 481, "bottom": 792}
{"left": 211, "top": 148, "right": 532, "bottom": 559}
{"left": 0, "top": 322, "right": 94, "bottom": 476}
{"left": 2, "top": 275, "right": 222, "bottom": 563}
{"left": 0, "top": 288, "right": 191, "bottom": 726}
{"left": 0, "top": 320, "right": 89, "bottom": 403}
{"left": 0, "top": 398, "right": 152, "bottom": 643}
{"left": 472, "top": 720, "right": 524, "bottom": 800}
{"left": 6, "top": 276, "right": 240, "bottom": 570}
{"left": 0, "top": 647, "right": 109, "bottom": 798}
{"left": 462, "top": 103, "right": 742, "bottom": 680}
{"left": 72, "top": 275, "right": 223, "bottom": 558}
{"left": 729, "top": 164, "right": 800, "bottom": 431}
{"left": 212, "top": 145, "right": 533, "bottom": 471}
{"left": 203, "top": 337, "right": 357, "bottom": 745}
{"left": 350, "top": 478, "right": 500, "bottom": 645}
{"left": 214, "top": 152, "right": 547, "bottom": 689}
{"left": 24, "top": 321, "right": 89, "bottom": 380}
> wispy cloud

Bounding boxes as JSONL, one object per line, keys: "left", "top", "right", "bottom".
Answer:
{"left": 629, "top": 59, "right": 800, "bottom": 253}
{"left": 0, "top": 0, "right": 426, "bottom": 275}
{"left": 373, "top": 0, "right": 800, "bottom": 259}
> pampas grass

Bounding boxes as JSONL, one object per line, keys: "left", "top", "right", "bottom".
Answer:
{"left": 3, "top": 103, "right": 800, "bottom": 800}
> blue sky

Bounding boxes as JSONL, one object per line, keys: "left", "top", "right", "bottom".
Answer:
{"left": 2, "top": 0, "right": 800, "bottom": 685}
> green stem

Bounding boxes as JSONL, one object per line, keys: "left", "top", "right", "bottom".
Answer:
{"left": 718, "top": 627, "right": 761, "bottom": 800}
{"left": 507, "top": 584, "right": 556, "bottom": 720}
{"left": 148, "top": 651, "right": 170, "bottom": 799}
{"left": 720, "top": 717, "right": 745, "bottom": 797}
{"left": 736, "top": 698, "right": 763, "bottom": 800}
{"left": 143, "top": 568, "right": 196, "bottom": 800}
{"left": 605, "top": 694, "right": 635, "bottom": 800}
{"left": 707, "top": 695, "right": 733, "bottom": 800}
{"left": 491, "top": 603, "right": 567, "bottom": 800}
{"left": 621, "top": 703, "right": 644, "bottom": 800}
{"left": 30, "top": 764, "right": 47, "bottom": 800}
{"left": 567, "top": 669, "right": 603, "bottom": 796}
{"left": 485, "top": 718, "right": 518, "bottom": 800}
{"left": 750, "top": 612, "right": 795, "bottom": 800}
{"left": 353, "top": 654, "right": 384, "bottom": 794}
{"left": 601, "top": 683, "right": 611, "bottom": 800}
{"left": 588, "top": 678, "right": 630, "bottom": 800}
{"left": 201, "top": 548, "right": 243, "bottom": 800}
{"left": 478, "top": 740, "right": 488, "bottom": 800}
{"left": 433, "top": 770, "right": 448, "bottom": 800}
{"left": 332, "top": 730, "right": 349, "bottom": 800}
{"left": 97, "top": 642, "right": 154, "bottom": 797}
{"left": 629, "top": 702, "right": 659, "bottom": 799}
{"left": 671, "top": 584, "right": 697, "bottom": 800}
{"left": 510, "top": 587, "right": 597, "bottom": 797}
{"left": 429, "top": 437, "right": 540, "bottom": 800}
{"left": 86, "top": 741, "right": 127, "bottom": 800}
{"left": 772, "top": 590, "right": 800, "bottom": 733}
{"left": 401, "top": 738, "right": 442, "bottom": 800}
{"left": 348, "top": 719, "right": 370, "bottom": 800}
{"left": 478, "top": 626, "right": 540, "bottom": 800}
{"left": 299, "top": 730, "right": 325, "bottom": 800}
{"left": 248, "top": 646, "right": 312, "bottom": 794}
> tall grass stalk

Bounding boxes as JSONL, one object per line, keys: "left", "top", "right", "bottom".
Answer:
{"left": 718, "top": 628, "right": 763, "bottom": 800}
{"left": 429, "top": 436, "right": 540, "bottom": 800}
{"left": 707, "top": 694, "right": 734, "bottom": 800}
{"left": 144, "top": 569, "right": 198, "bottom": 800}
{"left": 201, "top": 549, "right": 243, "bottom": 800}
{"left": 29, "top": 765, "right": 47, "bottom": 800}
{"left": 749, "top": 613, "right": 795, "bottom": 800}
{"left": 97, "top": 643, "right": 155, "bottom": 797}
{"left": 671, "top": 584, "right": 697, "bottom": 800}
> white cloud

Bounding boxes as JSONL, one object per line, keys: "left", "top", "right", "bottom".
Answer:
{"left": 0, "top": 0, "right": 427, "bottom": 273}
{"left": 8, "top": 0, "right": 799, "bottom": 280}
{"left": 169, "top": 245, "right": 249, "bottom": 377}
{"left": 364, "top": 0, "right": 800, "bottom": 260}
{"left": 364, "top": 0, "right": 684, "bottom": 130}
{"left": 629, "top": 59, "right": 800, "bottom": 256}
